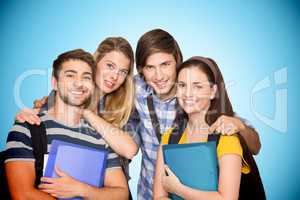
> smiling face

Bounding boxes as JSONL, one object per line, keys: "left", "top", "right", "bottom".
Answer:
{"left": 53, "top": 59, "right": 95, "bottom": 108}
{"left": 95, "top": 51, "right": 130, "bottom": 95}
{"left": 142, "top": 52, "right": 177, "bottom": 100}
{"left": 176, "top": 66, "right": 217, "bottom": 115}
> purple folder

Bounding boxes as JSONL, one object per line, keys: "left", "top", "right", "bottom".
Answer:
{"left": 44, "top": 140, "right": 108, "bottom": 200}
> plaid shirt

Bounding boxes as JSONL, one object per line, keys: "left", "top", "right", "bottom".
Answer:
{"left": 126, "top": 74, "right": 177, "bottom": 200}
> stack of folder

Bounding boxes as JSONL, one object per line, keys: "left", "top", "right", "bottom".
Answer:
{"left": 162, "top": 141, "right": 219, "bottom": 200}
{"left": 44, "top": 140, "right": 108, "bottom": 200}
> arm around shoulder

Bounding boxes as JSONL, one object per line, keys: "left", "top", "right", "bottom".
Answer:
{"left": 83, "top": 109, "right": 139, "bottom": 159}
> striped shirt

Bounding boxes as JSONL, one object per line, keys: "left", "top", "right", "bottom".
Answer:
{"left": 5, "top": 111, "right": 120, "bottom": 170}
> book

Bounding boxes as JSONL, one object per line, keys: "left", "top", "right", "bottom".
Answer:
{"left": 162, "top": 141, "right": 218, "bottom": 200}
{"left": 44, "top": 140, "right": 108, "bottom": 200}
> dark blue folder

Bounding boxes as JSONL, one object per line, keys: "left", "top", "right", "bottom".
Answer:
{"left": 44, "top": 140, "right": 108, "bottom": 200}
{"left": 162, "top": 141, "right": 219, "bottom": 200}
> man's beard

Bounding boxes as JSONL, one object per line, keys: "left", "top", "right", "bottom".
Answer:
{"left": 58, "top": 92, "right": 92, "bottom": 109}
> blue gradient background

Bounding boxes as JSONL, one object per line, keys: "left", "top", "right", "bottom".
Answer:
{"left": 1, "top": 0, "right": 299, "bottom": 199}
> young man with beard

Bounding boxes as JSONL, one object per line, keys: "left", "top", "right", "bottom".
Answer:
{"left": 4, "top": 49, "right": 128, "bottom": 200}
{"left": 127, "top": 29, "right": 261, "bottom": 199}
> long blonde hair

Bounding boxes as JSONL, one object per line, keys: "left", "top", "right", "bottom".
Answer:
{"left": 92, "top": 37, "right": 135, "bottom": 128}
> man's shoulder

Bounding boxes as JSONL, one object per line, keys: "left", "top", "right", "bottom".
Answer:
{"left": 134, "top": 74, "right": 152, "bottom": 98}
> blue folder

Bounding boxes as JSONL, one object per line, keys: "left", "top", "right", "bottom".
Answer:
{"left": 44, "top": 140, "right": 108, "bottom": 200}
{"left": 162, "top": 141, "right": 219, "bottom": 200}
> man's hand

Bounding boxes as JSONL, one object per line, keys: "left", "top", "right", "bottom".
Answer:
{"left": 209, "top": 115, "right": 245, "bottom": 136}
{"left": 15, "top": 96, "right": 48, "bottom": 125}
{"left": 39, "top": 166, "right": 86, "bottom": 199}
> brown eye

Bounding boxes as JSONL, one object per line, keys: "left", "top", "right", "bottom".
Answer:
{"left": 145, "top": 65, "right": 154, "bottom": 70}
{"left": 194, "top": 85, "right": 203, "bottom": 89}
{"left": 83, "top": 76, "right": 92, "bottom": 81}
{"left": 177, "top": 83, "right": 185, "bottom": 88}
{"left": 107, "top": 63, "right": 115, "bottom": 70}
{"left": 119, "top": 70, "right": 128, "bottom": 77}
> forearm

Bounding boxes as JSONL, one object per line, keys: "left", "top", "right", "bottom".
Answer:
{"left": 84, "top": 110, "right": 138, "bottom": 159}
{"left": 11, "top": 188, "right": 55, "bottom": 200}
{"left": 239, "top": 125, "right": 261, "bottom": 155}
{"left": 154, "top": 197, "right": 171, "bottom": 200}
{"left": 81, "top": 185, "right": 128, "bottom": 200}
{"left": 175, "top": 184, "right": 226, "bottom": 200}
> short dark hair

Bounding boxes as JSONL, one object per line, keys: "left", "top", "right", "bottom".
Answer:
{"left": 135, "top": 29, "right": 183, "bottom": 73}
{"left": 52, "top": 49, "right": 96, "bottom": 80}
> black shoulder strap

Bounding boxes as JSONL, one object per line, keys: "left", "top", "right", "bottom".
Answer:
{"left": 147, "top": 95, "right": 162, "bottom": 143}
{"left": 168, "top": 104, "right": 187, "bottom": 144}
{"left": 28, "top": 122, "right": 47, "bottom": 187}
{"left": 169, "top": 126, "right": 184, "bottom": 144}
{"left": 208, "top": 133, "right": 221, "bottom": 147}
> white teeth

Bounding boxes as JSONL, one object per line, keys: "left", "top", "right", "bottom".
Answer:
{"left": 183, "top": 99, "right": 195, "bottom": 105}
{"left": 71, "top": 91, "right": 83, "bottom": 95}
{"left": 155, "top": 81, "right": 167, "bottom": 88}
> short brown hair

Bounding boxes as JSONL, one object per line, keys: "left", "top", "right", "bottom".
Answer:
{"left": 135, "top": 29, "right": 183, "bottom": 72}
{"left": 52, "top": 49, "right": 96, "bottom": 80}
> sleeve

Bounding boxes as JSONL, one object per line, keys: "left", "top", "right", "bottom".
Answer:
{"left": 105, "top": 146, "right": 121, "bottom": 169}
{"left": 122, "top": 107, "right": 142, "bottom": 147}
{"left": 217, "top": 135, "right": 251, "bottom": 174}
{"left": 4, "top": 121, "right": 34, "bottom": 163}
{"left": 217, "top": 135, "right": 243, "bottom": 158}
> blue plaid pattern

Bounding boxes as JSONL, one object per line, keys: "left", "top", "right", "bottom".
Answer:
{"left": 127, "top": 75, "right": 176, "bottom": 200}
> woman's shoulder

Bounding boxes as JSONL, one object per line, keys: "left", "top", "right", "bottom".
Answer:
{"left": 218, "top": 134, "right": 240, "bottom": 144}
{"left": 217, "top": 134, "right": 243, "bottom": 157}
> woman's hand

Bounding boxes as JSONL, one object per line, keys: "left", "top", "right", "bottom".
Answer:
{"left": 15, "top": 108, "right": 41, "bottom": 125}
{"left": 82, "top": 109, "right": 94, "bottom": 119}
{"left": 209, "top": 115, "right": 246, "bottom": 136}
{"left": 33, "top": 96, "right": 48, "bottom": 109}
{"left": 15, "top": 96, "right": 48, "bottom": 125}
{"left": 39, "top": 166, "right": 86, "bottom": 199}
{"left": 162, "top": 165, "right": 182, "bottom": 194}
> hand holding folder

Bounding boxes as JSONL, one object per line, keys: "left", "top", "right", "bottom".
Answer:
{"left": 162, "top": 141, "right": 219, "bottom": 200}
{"left": 44, "top": 140, "right": 108, "bottom": 200}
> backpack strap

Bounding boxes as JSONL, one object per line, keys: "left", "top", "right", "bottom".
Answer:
{"left": 28, "top": 122, "right": 47, "bottom": 187}
{"left": 168, "top": 105, "right": 187, "bottom": 145}
{"left": 147, "top": 95, "right": 162, "bottom": 143}
{"left": 168, "top": 126, "right": 184, "bottom": 144}
{"left": 208, "top": 133, "right": 221, "bottom": 147}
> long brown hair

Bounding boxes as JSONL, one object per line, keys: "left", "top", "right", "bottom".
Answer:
{"left": 92, "top": 37, "right": 135, "bottom": 128}
{"left": 174, "top": 56, "right": 233, "bottom": 128}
